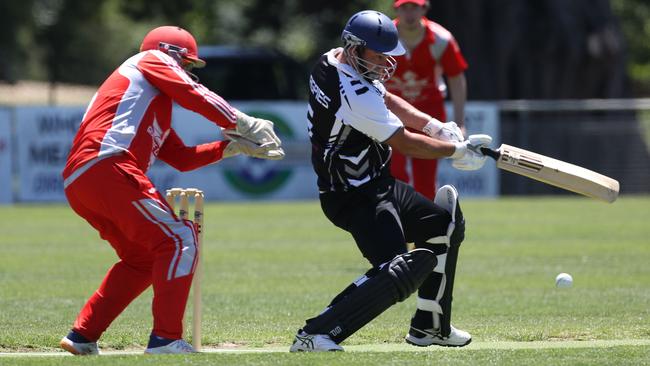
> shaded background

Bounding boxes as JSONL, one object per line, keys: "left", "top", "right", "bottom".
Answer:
{"left": 0, "top": 0, "right": 649, "bottom": 99}
{"left": 0, "top": 0, "right": 648, "bottom": 198}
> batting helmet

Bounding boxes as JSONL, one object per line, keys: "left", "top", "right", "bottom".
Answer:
{"left": 341, "top": 11, "right": 405, "bottom": 56}
{"left": 140, "top": 26, "right": 206, "bottom": 69}
{"left": 341, "top": 11, "right": 404, "bottom": 82}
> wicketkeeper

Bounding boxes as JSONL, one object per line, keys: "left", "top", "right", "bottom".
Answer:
{"left": 290, "top": 10, "right": 491, "bottom": 352}
{"left": 60, "top": 26, "right": 283, "bottom": 355}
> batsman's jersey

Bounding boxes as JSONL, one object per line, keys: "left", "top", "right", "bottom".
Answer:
{"left": 308, "top": 49, "right": 403, "bottom": 193}
{"left": 63, "top": 50, "right": 238, "bottom": 187}
{"left": 385, "top": 18, "right": 468, "bottom": 108}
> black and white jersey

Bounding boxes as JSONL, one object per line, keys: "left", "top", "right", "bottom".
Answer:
{"left": 308, "top": 48, "right": 403, "bottom": 193}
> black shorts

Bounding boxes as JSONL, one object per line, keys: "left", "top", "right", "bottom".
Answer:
{"left": 320, "top": 177, "right": 451, "bottom": 267}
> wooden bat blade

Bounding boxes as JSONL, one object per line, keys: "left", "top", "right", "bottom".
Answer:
{"left": 482, "top": 144, "right": 619, "bottom": 203}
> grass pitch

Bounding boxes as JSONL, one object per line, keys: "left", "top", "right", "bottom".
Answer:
{"left": 0, "top": 196, "right": 649, "bottom": 365}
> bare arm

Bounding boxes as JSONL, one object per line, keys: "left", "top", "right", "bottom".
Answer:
{"left": 447, "top": 73, "right": 467, "bottom": 130}
{"left": 386, "top": 127, "right": 457, "bottom": 159}
{"left": 384, "top": 91, "right": 436, "bottom": 131}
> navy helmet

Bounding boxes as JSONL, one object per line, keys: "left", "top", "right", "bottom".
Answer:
{"left": 340, "top": 11, "right": 404, "bottom": 82}
{"left": 341, "top": 11, "right": 405, "bottom": 56}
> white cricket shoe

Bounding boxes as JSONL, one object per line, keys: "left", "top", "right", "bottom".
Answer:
{"left": 289, "top": 331, "right": 344, "bottom": 352}
{"left": 144, "top": 339, "right": 197, "bottom": 354}
{"left": 60, "top": 336, "right": 100, "bottom": 355}
{"left": 405, "top": 325, "right": 472, "bottom": 347}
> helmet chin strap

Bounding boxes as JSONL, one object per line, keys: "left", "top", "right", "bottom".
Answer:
{"left": 159, "top": 42, "right": 200, "bottom": 82}
{"left": 343, "top": 44, "right": 396, "bottom": 83}
{"left": 185, "top": 69, "right": 199, "bottom": 82}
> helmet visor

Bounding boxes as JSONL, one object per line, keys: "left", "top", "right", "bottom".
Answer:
{"left": 384, "top": 40, "right": 406, "bottom": 56}
{"left": 184, "top": 56, "right": 206, "bottom": 69}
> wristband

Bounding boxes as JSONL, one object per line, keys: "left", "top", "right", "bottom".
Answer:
{"left": 422, "top": 118, "right": 444, "bottom": 137}
{"left": 450, "top": 141, "right": 467, "bottom": 159}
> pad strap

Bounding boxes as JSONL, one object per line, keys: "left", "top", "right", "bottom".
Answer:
{"left": 417, "top": 297, "right": 443, "bottom": 314}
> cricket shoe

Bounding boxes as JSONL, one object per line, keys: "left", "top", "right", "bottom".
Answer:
{"left": 289, "top": 330, "right": 344, "bottom": 352}
{"left": 60, "top": 331, "right": 99, "bottom": 355}
{"left": 145, "top": 335, "right": 197, "bottom": 354}
{"left": 405, "top": 325, "right": 472, "bottom": 347}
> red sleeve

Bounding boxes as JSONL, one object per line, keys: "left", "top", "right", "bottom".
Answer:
{"left": 137, "top": 51, "right": 237, "bottom": 129}
{"left": 440, "top": 37, "right": 468, "bottom": 77}
{"left": 157, "top": 128, "right": 229, "bottom": 172}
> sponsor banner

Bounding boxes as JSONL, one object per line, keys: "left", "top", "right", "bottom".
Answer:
{"left": 0, "top": 109, "right": 12, "bottom": 204}
{"left": 151, "top": 101, "right": 317, "bottom": 200}
{"left": 15, "top": 107, "right": 85, "bottom": 202}
{"left": 14, "top": 102, "right": 317, "bottom": 202}
{"left": 12, "top": 101, "right": 498, "bottom": 202}
{"left": 437, "top": 102, "right": 500, "bottom": 197}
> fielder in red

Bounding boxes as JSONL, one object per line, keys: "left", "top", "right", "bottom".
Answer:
{"left": 60, "top": 26, "right": 283, "bottom": 355}
{"left": 386, "top": 0, "right": 468, "bottom": 199}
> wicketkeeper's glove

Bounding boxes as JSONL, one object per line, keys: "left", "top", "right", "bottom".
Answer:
{"left": 232, "top": 110, "right": 283, "bottom": 148}
{"left": 222, "top": 130, "right": 285, "bottom": 160}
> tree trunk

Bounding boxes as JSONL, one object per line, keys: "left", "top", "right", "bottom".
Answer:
{"left": 429, "top": 0, "right": 629, "bottom": 100}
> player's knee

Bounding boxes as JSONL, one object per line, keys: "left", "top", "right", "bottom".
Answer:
{"left": 154, "top": 222, "right": 198, "bottom": 279}
{"left": 387, "top": 248, "right": 436, "bottom": 302}
{"left": 421, "top": 206, "right": 465, "bottom": 249}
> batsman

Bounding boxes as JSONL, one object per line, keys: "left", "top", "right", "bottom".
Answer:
{"left": 290, "top": 10, "right": 492, "bottom": 351}
{"left": 60, "top": 26, "right": 283, "bottom": 355}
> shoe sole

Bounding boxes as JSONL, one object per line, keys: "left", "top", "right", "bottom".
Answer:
{"left": 60, "top": 339, "right": 81, "bottom": 355}
{"left": 290, "top": 348, "right": 344, "bottom": 352}
{"left": 405, "top": 335, "right": 472, "bottom": 348}
{"left": 60, "top": 337, "right": 99, "bottom": 355}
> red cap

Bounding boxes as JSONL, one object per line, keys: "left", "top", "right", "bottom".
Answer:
{"left": 394, "top": 0, "right": 427, "bottom": 8}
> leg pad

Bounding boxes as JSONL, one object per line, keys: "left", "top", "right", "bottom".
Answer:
{"left": 304, "top": 249, "right": 436, "bottom": 343}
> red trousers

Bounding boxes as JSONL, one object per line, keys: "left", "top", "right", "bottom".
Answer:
{"left": 390, "top": 102, "right": 447, "bottom": 200}
{"left": 64, "top": 155, "right": 198, "bottom": 341}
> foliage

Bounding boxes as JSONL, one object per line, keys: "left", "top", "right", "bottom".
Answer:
{"left": 611, "top": 0, "right": 650, "bottom": 94}
{"left": 1, "top": 0, "right": 649, "bottom": 96}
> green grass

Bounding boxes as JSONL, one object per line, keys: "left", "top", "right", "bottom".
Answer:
{"left": 0, "top": 196, "right": 649, "bottom": 365}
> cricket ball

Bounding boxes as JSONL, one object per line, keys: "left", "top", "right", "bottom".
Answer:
{"left": 555, "top": 273, "right": 573, "bottom": 288}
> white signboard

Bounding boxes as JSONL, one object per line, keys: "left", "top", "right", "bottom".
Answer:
{"left": 13, "top": 103, "right": 317, "bottom": 202}
{"left": 12, "top": 101, "right": 499, "bottom": 202}
{"left": 437, "top": 102, "right": 500, "bottom": 197}
{"left": 0, "top": 109, "right": 12, "bottom": 204}
{"left": 15, "top": 107, "right": 85, "bottom": 202}
{"left": 150, "top": 101, "right": 317, "bottom": 200}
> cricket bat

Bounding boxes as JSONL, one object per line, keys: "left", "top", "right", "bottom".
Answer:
{"left": 480, "top": 144, "right": 620, "bottom": 203}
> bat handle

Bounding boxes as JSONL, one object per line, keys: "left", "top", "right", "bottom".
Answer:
{"left": 480, "top": 147, "right": 501, "bottom": 160}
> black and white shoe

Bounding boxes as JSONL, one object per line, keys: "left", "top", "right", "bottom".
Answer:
{"left": 405, "top": 325, "right": 472, "bottom": 347}
{"left": 289, "top": 330, "right": 344, "bottom": 352}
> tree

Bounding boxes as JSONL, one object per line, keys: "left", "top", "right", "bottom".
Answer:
{"left": 611, "top": 0, "right": 650, "bottom": 95}
{"left": 429, "top": 0, "right": 629, "bottom": 99}
{"left": 0, "top": 2, "right": 34, "bottom": 83}
{"left": 2, "top": 0, "right": 649, "bottom": 98}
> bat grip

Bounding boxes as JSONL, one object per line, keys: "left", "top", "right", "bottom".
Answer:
{"left": 480, "top": 147, "right": 501, "bottom": 160}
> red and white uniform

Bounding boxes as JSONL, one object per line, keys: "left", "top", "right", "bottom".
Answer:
{"left": 385, "top": 18, "right": 468, "bottom": 199}
{"left": 63, "top": 49, "right": 237, "bottom": 341}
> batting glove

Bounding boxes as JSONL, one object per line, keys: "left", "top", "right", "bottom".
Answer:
{"left": 451, "top": 134, "right": 492, "bottom": 171}
{"left": 423, "top": 119, "right": 464, "bottom": 143}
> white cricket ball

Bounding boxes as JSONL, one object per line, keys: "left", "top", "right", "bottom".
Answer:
{"left": 555, "top": 273, "right": 573, "bottom": 288}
